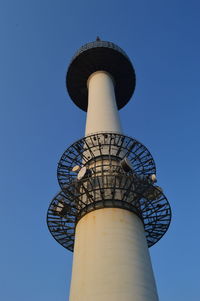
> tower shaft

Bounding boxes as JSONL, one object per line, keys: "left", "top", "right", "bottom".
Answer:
{"left": 85, "top": 71, "right": 122, "bottom": 135}
{"left": 69, "top": 208, "right": 159, "bottom": 301}
{"left": 69, "top": 70, "right": 159, "bottom": 301}
{"left": 47, "top": 39, "right": 171, "bottom": 301}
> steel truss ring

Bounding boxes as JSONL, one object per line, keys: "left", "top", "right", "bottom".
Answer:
{"left": 47, "top": 176, "right": 171, "bottom": 251}
{"left": 57, "top": 132, "right": 156, "bottom": 191}
{"left": 46, "top": 191, "right": 77, "bottom": 251}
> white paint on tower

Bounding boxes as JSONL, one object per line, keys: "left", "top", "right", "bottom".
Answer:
{"left": 69, "top": 70, "right": 159, "bottom": 301}
{"left": 69, "top": 208, "right": 159, "bottom": 301}
{"left": 85, "top": 71, "right": 123, "bottom": 135}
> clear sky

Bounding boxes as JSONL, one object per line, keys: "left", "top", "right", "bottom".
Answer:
{"left": 1, "top": 0, "right": 200, "bottom": 300}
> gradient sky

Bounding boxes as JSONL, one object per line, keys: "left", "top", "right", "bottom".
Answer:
{"left": 1, "top": 1, "right": 200, "bottom": 300}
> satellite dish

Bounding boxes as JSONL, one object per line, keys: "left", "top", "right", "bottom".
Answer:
{"left": 120, "top": 157, "right": 133, "bottom": 172}
{"left": 144, "top": 186, "right": 163, "bottom": 200}
{"left": 54, "top": 201, "right": 70, "bottom": 217}
{"left": 54, "top": 202, "right": 64, "bottom": 213}
{"left": 77, "top": 166, "right": 88, "bottom": 180}
{"left": 72, "top": 165, "right": 81, "bottom": 173}
{"left": 149, "top": 174, "right": 157, "bottom": 183}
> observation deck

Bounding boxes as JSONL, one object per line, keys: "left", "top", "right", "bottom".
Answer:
{"left": 66, "top": 39, "right": 136, "bottom": 111}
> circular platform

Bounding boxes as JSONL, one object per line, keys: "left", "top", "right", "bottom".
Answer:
{"left": 47, "top": 179, "right": 171, "bottom": 251}
{"left": 57, "top": 133, "right": 156, "bottom": 191}
{"left": 47, "top": 191, "right": 77, "bottom": 251}
{"left": 66, "top": 40, "right": 136, "bottom": 111}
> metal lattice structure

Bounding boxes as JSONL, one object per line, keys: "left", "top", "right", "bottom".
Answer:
{"left": 57, "top": 133, "right": 156, "bottom": 190}
{"left": 47, "top": 191, "right": 76, "bottom": 251}
{"left": 47, "top": 39, "right": 171, "bottom": 259}
{"left": 47, "top": 132, "right": 171, "bottom": 251}
{"left": 47, "top": 176, "right": 171, "bottom": 251}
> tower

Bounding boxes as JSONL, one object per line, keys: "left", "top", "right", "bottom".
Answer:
{"left": 47, "top": 39, "right": 171, "bottom": 301}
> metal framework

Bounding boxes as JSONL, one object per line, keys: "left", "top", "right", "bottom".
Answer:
{"left": 47, "top": 132, "right": 171, "bottom": 252}
{"left": 47, "top": 39, "right": 172, "bottom": 261}
{"left": 47, "top": 177, "right": 171, "bottom": 251}
{"left": 57, "top": 132, "right": 156, "bottom": 190}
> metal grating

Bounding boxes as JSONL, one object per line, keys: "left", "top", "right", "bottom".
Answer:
{"left": 47, "top": 175, "right": 171, "bottom": 251}
{"left": 57, "top": 132, "right": 156, "bottom": 191}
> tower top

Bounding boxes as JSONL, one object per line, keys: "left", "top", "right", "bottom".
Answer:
{"left": 66, "top": 40, "right": 136, "bottom": 111}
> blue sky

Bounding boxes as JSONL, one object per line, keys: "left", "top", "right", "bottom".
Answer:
{"left": 1, "top": 0, "right": 200, "bottom": 300}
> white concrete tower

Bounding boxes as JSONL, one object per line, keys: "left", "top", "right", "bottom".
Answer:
{"left": 47, "top": 39, "right": 171, "bottom": 301}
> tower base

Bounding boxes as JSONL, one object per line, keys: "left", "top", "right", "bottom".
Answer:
{"left": 69, "top": 208, "right": 159, "bottom": 301}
